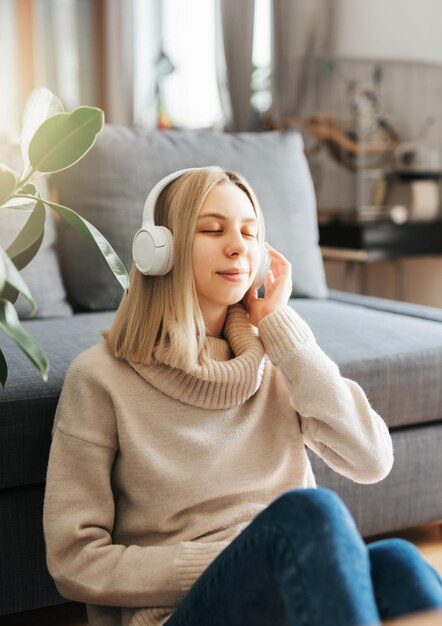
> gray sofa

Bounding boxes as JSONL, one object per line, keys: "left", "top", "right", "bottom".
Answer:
{"left": 2, "top": 126, "right": 442, "bottom": 616}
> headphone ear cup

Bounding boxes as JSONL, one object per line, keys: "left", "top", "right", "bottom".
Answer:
{"left": 159, "top": 226, "right": 174, "bottom": 274}
{"left": 252, "top": 245, "right": 271, "bottom": 290}
{"left": 134, "top": 168, "right": 202, "bottom": 276}
{"left": 132, "top": 225, "right": 174, "bottom": 275}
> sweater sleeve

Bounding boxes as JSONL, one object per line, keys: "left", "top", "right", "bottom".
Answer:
{"left": 43, "top": 357, "right": 229, "bottom": 608}
{"left": 257, "top": 305, "right": 394, "bottom": 484}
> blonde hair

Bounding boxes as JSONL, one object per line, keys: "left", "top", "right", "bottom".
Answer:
{"left": 102, "top": 166, "right": 265, "bottom": 370}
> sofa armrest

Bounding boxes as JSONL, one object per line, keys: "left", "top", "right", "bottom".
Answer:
{"left": 327, "top": 289, "right": 442, "bottom": 323}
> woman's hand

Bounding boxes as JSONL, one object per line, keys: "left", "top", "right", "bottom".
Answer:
{"left": 246, "top": 243, "right": 292, "bottom": 328}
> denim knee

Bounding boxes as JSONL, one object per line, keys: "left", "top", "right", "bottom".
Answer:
{"left": 369, "top": 538, "right": 442, "bottom": 607}
{"left": 369, "top": 538, "right": 432, "bottom": 575}
{"left": 254, "top": 487, "right": 358, "bottom": 537}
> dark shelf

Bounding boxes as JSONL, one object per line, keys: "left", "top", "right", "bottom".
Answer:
{"left": 319, "top": 218, "right": 442, "bottom": 256}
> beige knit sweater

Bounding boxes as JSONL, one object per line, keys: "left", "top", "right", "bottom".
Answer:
{"left": 43, "top": 303, "right": 393, "bottom": 626}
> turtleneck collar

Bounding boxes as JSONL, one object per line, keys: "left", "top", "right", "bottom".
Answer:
{"left": 128, "top": 303, "right": 266, "bottom": 410}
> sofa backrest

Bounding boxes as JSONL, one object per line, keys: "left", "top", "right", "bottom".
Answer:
{"left": 50, "top": 126, "right": 328, "bottom": 312}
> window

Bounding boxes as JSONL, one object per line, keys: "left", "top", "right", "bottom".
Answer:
{"left": 161, "top": 0, "right": 223, "bottom": 129}
{"left": 161, "top": 0, "right": 271, "bottom": 129}
{"left": 251, "top": 0, "right": 271, "bottom": 115}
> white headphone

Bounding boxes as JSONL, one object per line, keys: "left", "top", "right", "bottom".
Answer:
{"left": 132, "top": 167, "right": 270, "bottom": 289}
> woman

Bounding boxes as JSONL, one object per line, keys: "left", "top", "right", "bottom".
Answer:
{"left": 44, "top": 166, "right": 442, "bottom": 626}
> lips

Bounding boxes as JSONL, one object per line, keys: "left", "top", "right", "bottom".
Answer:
{"left": 216, "top": 270, "right": 248, "bottom": 282}
{"left": 216, "top": 269, "right": 248, "bottom": 275}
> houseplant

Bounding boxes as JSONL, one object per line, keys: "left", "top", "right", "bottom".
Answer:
{"left": 0, "top": 87, "right": 130, "bottom": 388}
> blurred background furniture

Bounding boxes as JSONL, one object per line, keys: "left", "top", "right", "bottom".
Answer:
{"left": 319, "top": 218, "right": 442, "bottom": 297}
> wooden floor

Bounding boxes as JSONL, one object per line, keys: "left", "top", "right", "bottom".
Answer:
{"left": 2, "top": 523, "right": 442, "bottom": 626}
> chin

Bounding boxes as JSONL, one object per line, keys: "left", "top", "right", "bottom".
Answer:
{"left": 232, "top": 291, "right": 250, "bottom": 307}
{"left": 214, "top": 292, "right": 248, "bottom": 308}
{"left": 208, "top": 282, "right": 251, "bottom": 308}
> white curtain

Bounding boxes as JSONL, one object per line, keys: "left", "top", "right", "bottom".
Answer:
{"left": 34, "top": 0, "right": 160, "bottom": 128}
{"left": 101, "top": 0, "right": 135, "bottom": 125}
{"left": 133, "top": 0, "right": 161, "bottom": 129}
{"left": 0, "top": 0, "right": 19, "bottom": 141}
{"left": 271, "top": 0, "right": 334, "bottom": 119}
{"left": 215, "top": 0, "right": 256, "bottom": 131}
{"left": 35, "top": 0, "right": 89, "bottom": 111}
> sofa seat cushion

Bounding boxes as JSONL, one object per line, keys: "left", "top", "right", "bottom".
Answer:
{"left": 309, "top": 422, "right": 442, "bottom": 536}
{"left": 0, "top": 311, "right": 115, "bottom": 490}
{"left": 294, "top": 298, "right": 442, "bottom": 430}
{"left": 3, "top": 296, "right": 441, "bottom": 490}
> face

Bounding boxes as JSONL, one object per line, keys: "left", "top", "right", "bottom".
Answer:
{"left": 192, "top": 182, "right": 260, "bottom": 317}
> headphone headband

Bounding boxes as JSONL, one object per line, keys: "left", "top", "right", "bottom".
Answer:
{"left": 142, "top": 167, "right": 203, "bottom": 223}
{"left": 133, "top": 167, "right": 202, "bottom": 275}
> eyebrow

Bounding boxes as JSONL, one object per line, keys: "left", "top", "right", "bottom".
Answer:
{"left": 198, "top": 212, "right": 257, "bottom": 223}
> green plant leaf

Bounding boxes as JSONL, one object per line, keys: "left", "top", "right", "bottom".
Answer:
{"left": 20, "top": 87, "right": 63, "bottom": 172}
{"left": 6, "top": 198, "right": 45, "bottom": 270}
{"left": 0, "top": 246, "right": 5, "bottom": 294}
{"left": 0, "top": 246, "right": 38, "bottom": 315}
{"left": 0, "top": 347, "right": 7, "bottom": 388}
{"left": 21, "top": 87, "right": 64, "bottom": 176}
{"left": 0, "top": 298, "right": 49, "bottom": 382}
{"left": 29, "top": 107, "right": 104, "bottom": 174}
{"left": 42, "top": 198, "right": 130, "bottom": 293}
{"left": 1, "top": 199, "right": 45, "bottom": 306}
{"left": 1, "top": 197, "right": 37, "bottom": 211}
{"left": 2, "top": 183, "right": 40, "bottom": 211}
{"left": 2, "top": 185, "right": 39, "bottom": 211}
{"left": 0, "top": 164, "right": 18, "bottom": 206}
{"left": 21, "top": 183, "right": 38, "bottom": 195}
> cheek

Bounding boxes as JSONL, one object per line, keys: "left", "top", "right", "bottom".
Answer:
{"left": 192, "top": 239, "right": 207, "bottom": 268}
{"left": 191, "top": 240, "right": 214, "bottom": 286}
{"left": 192, "top": 237, "right": 218, "bottom": 268}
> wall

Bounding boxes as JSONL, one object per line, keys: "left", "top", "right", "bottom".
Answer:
{"left": 329, "top": 0, "right": 442, "bottom": 64}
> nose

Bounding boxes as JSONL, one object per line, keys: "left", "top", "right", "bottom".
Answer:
{"left": 225, "top": 229, "right": 248, "bottom": 257}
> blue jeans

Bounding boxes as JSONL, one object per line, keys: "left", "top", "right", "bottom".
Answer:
{"left": 165, "top": 488, "right": 442, "bottom": 626}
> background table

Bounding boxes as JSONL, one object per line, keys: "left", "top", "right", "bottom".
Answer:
{"left": 319, "top": 218, "right": 442, "bottom": 299}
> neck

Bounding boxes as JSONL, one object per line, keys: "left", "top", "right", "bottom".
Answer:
{"left": 201, "top": 304, "right": 228, "bottom": 338}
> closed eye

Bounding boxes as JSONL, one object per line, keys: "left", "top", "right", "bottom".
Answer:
{"left": 201, "top": 230, "right": 256, "bottom": 237}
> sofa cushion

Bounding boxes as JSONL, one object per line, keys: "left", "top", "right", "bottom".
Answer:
{"left": 309, "top": 422, "right": 442, "bottom": 536}
{"left": 0, "top": 204, "right": 73, "bottom": 319}
{"left": 0, "top": 311, "right": 115, "bottom": 490}
{"left": 328, "top": 288, "right": 442, "bottom": 323}
{"left": 3, "top": 296, "right": 442, "bottom": 491}
{"left": 0, "top": 484, "right": 64, "bottom": 614}
{"left": 51, "top": 125, "right": 328, "bottom": 312}
{"left": 294, "top": 298, "right": 442, "bottom": 430}
{"left": 0, "top": 142, "right": 72, "bottom": 319}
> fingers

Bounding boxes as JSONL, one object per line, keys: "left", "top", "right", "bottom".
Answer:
{"left": 265, "top": 243, "right": 289, "bottom": 265}
{"left": 247, "top": 287, "right": 258, "bottom": 305}
{"left": 265, "top": 242, "right": 285, "bottom": 255}
{"left": 265, "top": 269, "right": 275, "bottom": 286}
{"left": 264, "top": 242, "right": 291, "bottom": 278}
